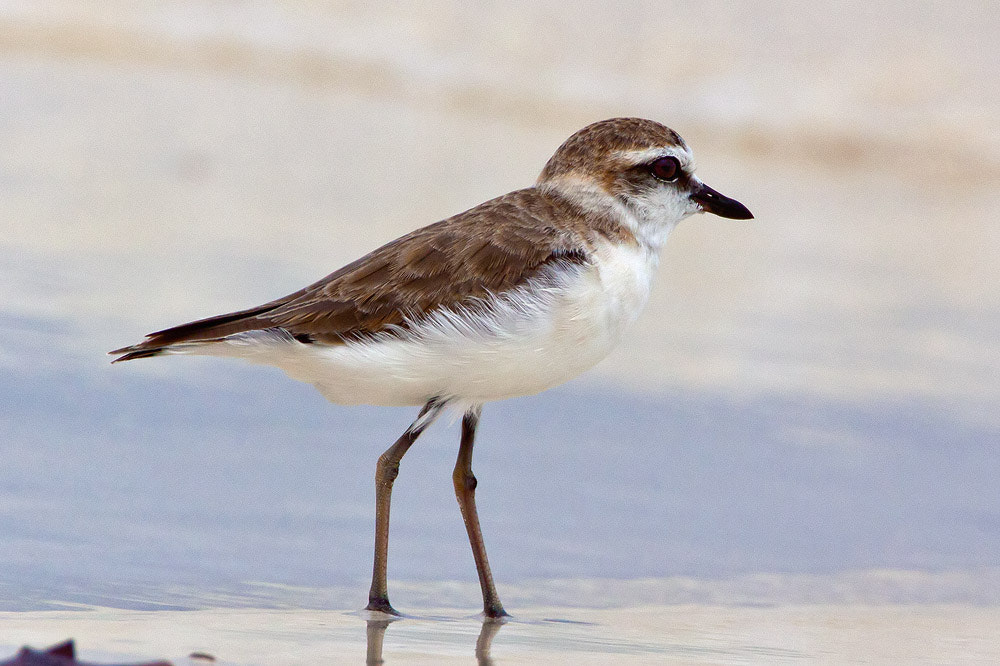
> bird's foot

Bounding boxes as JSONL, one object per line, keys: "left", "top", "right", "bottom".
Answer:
{"left": 364, "top": 597, "right": 401, "bottom": 617}
{"left": 483, "top": 604, "right": 510, "bottom": 620}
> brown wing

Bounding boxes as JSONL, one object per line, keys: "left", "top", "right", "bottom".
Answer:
{"left": 110, "top": 189, "right": 590, "bottom": 361}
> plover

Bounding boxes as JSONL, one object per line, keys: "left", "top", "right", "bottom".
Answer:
{"left": 111, "top": 117, "right": 752, "bottom": 617}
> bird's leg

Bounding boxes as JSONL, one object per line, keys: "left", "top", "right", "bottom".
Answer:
{"left": 453, "top": 407, "right": 508, "bottom": 618}
{"left": 366, "top": 398, "right": 444, "bottom": 614}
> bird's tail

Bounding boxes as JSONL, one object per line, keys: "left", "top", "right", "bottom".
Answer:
{"left": 109, "top": 300, "right": 292, "bottom": 363}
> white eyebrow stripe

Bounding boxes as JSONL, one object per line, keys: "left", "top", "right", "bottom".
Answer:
{"left": 615, "top": 147, "right": 692, "bottom": 168}
{"left": 615, "top": 147, "right": 671, "bottom": 162}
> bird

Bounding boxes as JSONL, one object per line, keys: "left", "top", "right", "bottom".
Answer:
{"left": 110, "top": 117, "right": 752, "bottom": 618}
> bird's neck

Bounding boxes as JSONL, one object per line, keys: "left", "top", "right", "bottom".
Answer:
{"left": 538, "top": 178, "right": 678, "bottom": 252}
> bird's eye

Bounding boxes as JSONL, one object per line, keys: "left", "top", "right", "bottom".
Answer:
{"left": 649, "top": 156, "right": 680, "bottom": 182}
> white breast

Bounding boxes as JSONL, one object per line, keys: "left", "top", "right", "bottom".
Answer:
{"left": 196, "top": 239, "right": 661, "bottom": 408}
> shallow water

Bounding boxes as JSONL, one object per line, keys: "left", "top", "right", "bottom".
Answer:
{"left": 3, "top": 605, "right": 1000, "bottom": 665}
{"left": 1, "top": 1, "right": 998, "bottom": 661}
{"left": 3, "top": 364, "right": 1000, "bottom": 611}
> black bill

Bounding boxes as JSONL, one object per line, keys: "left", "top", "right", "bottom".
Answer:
{"left": 691, "top": 182, "right": 754, "bottom": 220}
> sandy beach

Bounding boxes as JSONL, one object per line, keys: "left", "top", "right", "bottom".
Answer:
{"left": 4, "top": 604, "right": 1000, "bottom": 665}
{"left": 1, "top": 1, "right": 998, "bottom": 663}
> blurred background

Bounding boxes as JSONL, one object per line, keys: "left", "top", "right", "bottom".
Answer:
{"left": 1, "top": 1, "right": 998, "bottom": 611}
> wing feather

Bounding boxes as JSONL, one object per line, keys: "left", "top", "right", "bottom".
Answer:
{"left": 110, "top": 188, "right": 592, "bottom": 361}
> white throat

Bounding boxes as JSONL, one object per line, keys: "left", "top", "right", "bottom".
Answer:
{"left": 540, "top": 177, "right": 682, "bottom": 252}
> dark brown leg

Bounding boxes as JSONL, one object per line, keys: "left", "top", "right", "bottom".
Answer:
{"left": 366, "top": 399, "right": 444, "bottom": 614}
{"left": 453, "top": 407, "right": 508, "bottom": 618}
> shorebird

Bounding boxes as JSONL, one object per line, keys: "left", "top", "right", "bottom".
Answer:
{"left": 111, "top": 117, "right": 752, "bottom": 618}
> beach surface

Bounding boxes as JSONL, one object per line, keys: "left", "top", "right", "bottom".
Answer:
{"left": 1, "top": 1, "right": 998, "bottom": 663}
{"left": 4, "top": 604, "right": 1000, "bottom": 665}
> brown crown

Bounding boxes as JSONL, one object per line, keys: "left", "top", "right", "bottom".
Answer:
{"left": 537, "top": 117, "right": 685, "bottom": 184}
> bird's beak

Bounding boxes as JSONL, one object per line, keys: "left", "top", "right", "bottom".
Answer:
{"left": 690, "top": 182, "right": 753, "bottom": 220}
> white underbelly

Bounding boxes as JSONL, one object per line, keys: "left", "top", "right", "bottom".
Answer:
{"left": 204, "top": 241, "right": 659, "bottom": 407}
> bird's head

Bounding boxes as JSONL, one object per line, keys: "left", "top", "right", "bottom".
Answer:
{"left": 538, "top": 118, "right": 752, "bottom": 234}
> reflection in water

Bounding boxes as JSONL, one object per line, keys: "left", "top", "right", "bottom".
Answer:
{"left": 365, "top": 617, "right": 505, "bottom": 665}
{"left": 475, "top": 619, "right": 504, "bottom": 666}
{"left": 364, "top": 617, "right": 395, "bottom": 666}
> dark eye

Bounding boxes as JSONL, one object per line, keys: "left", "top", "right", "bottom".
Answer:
{"left": 649, "top": 156, "right": 680, "bottom": 182}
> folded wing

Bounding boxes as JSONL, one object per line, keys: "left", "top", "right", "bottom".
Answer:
{"left": 110, "top": 190, "right": 589, "bottom": 362}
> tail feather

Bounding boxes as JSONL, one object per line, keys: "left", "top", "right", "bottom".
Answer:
{"left": 110, "top": 347, "right": 167, "bottom": 363}
{"left": 109, "top": 300, "right": 292, "bottom": 363}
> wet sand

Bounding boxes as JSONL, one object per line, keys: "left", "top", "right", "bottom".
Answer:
{"left": 3, "top": 604, "right": 999, "bottom": 665}
{"left": 2, "top": 3, "right": 998, "bottom": 664}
